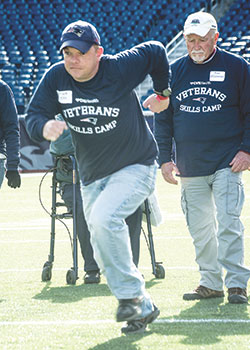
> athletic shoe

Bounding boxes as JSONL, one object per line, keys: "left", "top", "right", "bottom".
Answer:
{"left": 228, "top": 288, "right": 248, "bottom": 304}
{"left": 116, "top": 297, "right": 143, "bottom": 322}
{"left": 83, "top": 271, "right": 100, "bottom": 284}
{"left": 121, "top": 304, "right": 160, "bottom": 335}
{"left": 183, "top": 285, "right": 224, "bottom": 300}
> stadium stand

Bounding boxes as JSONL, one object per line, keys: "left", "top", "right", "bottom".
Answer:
{"left": 218, "top": 0, "right": 250, "bottom": 62}
{"left": 0, "top": 0, "right": 249, "bottom": 114}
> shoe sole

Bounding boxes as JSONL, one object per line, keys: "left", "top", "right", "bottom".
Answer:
{"left": 228, "top": 295, "right": 248, "bottom": 304}
{"left": 183, "top": 293, "right": 224, "bottom": 301}
{"left": 146, "top": 306, "right": 160, "bottom": 324}
{"left": 121, "top": 306, "right": 160, "bottom": 335}
{"left": 84, "top": 279, "right": 100, "bottom": 284}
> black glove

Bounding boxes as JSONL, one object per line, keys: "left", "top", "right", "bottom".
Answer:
{"left": 6, "top": 170, "right": 21, "bottom": 188}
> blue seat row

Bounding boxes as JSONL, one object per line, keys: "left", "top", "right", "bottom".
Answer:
{"left": 0, "top": 0, "right": 249, "bottom": 113}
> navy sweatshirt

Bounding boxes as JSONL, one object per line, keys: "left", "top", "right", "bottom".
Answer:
{"left": 0, "top": 80, "right": 20, "bottom": 170}
{"left": 25, "top": 41, "right": 170, "bottom": 185}
{"left": 155, "top": 47, "right": 250, "bottom": 177}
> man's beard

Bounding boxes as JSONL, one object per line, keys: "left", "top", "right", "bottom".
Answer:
{"left": 191, "top": 50, "right": 206, "bottom": 63}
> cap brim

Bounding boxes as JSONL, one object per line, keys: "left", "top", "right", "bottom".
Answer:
{"left": 60, "top": 40, "right": 93, "bottom": 53}
{"left": 184, "top": 26, "right": 211, "bottom": 37}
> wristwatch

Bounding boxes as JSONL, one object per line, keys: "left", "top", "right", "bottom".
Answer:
{"left": 153, "top": 88, "right": 172, "bottom": 97}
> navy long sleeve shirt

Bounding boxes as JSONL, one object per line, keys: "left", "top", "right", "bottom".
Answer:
{"left": 155, "top": 48, "right": 250, "bottom": 177}
{"left": 25, "top": 41, "right": 170, "bottom": 184}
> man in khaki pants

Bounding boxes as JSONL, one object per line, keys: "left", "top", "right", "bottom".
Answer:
{"left": 155, "top": 11, "right": 250, "bottom": 304}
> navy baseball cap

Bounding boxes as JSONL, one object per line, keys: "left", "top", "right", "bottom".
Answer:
{"left": 60, "top": 20, "right": 101, "bottom": 53}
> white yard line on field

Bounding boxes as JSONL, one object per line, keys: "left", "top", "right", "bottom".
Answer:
{"left": 0, "top": 318, "right": 250, "bottom": 326}
{"left": 0, "top": 267, "right": 71, "bottom": 272}
{"left": 155, "top": 318, "right": 250, "bottom": 324}
{"left": 0, "top": 239, "right": 69, "bottom": 243}
{"left": 0, "top": 222, "right": 51, "bottom": 231}
{"left": 1, "top": 235, "right": 250, "bottom": 240}
{"left": 0, "top": 266, "right": 197, "bottom": 273}
{"left": 0, "top": 227, "right": 50, "bottom": 231}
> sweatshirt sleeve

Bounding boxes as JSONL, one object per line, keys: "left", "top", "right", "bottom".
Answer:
{"left": 114, "top": 41, "right": 170, "bottom": 93}
{"left": 238, "top": 58, "right": 250, "bottom": 153}
{"left": 25, "top": 66, "right": 61, "bottom": 143}
{"left": 154, "top": 100, "right": 174, "bottom": 166}
{"left": 0, "top": 82, "right": 20, "bottom": 170}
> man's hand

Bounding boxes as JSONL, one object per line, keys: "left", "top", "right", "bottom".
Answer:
{"left": 161, "top": 161, "right": 180, "bottom": 185}
{"left": 143, "top": 94, "right": 170, "bottom": 113}
{"left": 43, "top": 120, "right": 68, "bottom": 141}
{"left": 6, "top": 170, "right": 21, "bottom": 188}
{"left": 229, "top": 151, "right": 250, "bottom": 172}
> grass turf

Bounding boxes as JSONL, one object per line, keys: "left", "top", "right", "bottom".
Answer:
{"left": 0, "top": 169, "right": 250, "bottom": 349}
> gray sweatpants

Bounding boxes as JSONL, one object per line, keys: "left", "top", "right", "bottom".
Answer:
{"left": 181, "top": 168, "right": 250, "bottom": 290}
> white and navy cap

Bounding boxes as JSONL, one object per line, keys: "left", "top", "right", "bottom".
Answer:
{"left": 184, "top": 12, "right": 218, "bottom": 37}
{"left": 60, "top": 20, "right": 101, "bottom": 53}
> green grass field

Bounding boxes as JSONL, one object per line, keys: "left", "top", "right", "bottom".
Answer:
{"left": 1, "top": 169, "right": 250, "bottom": 350}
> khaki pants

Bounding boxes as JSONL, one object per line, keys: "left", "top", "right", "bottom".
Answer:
{"left": 181, "top": 168, "right": 250, "bottom": 290}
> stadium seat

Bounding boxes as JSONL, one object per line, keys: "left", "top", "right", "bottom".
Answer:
{"left": 0, "top": 53, "right": 9, "bottom": 67}
{"left": 243, "top": 53, "right": 250, "bottom": 61}
{"left": 219, "top": 42, "right": 232, "bottom": 50}
{"left": 0, "top": 0, "right": 249, "bottom": 109}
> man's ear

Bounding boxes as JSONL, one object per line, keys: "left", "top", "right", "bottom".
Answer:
{"left": 97, "top": 46, "right": 104, "bottom": 58}
{"left": 214, "top": 32, "right": 219, "bottom": 44}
